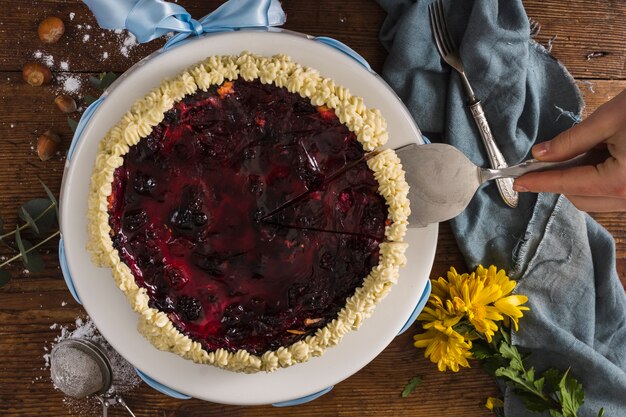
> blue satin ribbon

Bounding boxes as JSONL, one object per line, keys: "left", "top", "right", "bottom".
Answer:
{"left": 83, "top": 0, "right": 286, "bottom": 47}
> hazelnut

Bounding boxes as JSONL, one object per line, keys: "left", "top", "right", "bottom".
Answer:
{"left": 38, "top": 16, "right": 65, "bottom": 44}
{"left": 22, "top": 62, "right": 52, "bottom": 86}
{"left": 37, "top": 130, "right": 61, "bottom": 161}
{"left": 54, "top": 95, "right": 77, "bottom": 113}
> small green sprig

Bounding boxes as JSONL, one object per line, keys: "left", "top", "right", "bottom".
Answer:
{"left": 472, "top": 328, "right": 604, "bottom": 417}
{"left": 401, "top": 376, "right": 423, "bottom": 398}
{"left": 68, "top": 72, "right": 118, "bottom": 133}
{"left": 0, "top": 181, "right": 60, "bottom": 286}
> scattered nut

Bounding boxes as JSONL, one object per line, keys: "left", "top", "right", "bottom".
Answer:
{"left": 38, "top": 16, "right": 65, "bottom": 44}
{"left": 304, "top": 318, "right": 323, "bottom": 326}
{"left": 37, "top": 130, "right": 61, "bottom": 161}
{"left": 54, "top": 95, "right": 77, "bottom": 113}
{"left": 22, "top": 62, "right": 52, "bottom": 86}
{"left": 286, "top": 329, "right": 306, "bottom": 335}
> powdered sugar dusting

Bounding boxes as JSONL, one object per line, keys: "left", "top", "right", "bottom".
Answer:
{"left": 55, "top": 74, "right": 82, "bottom": 94}
{"left": 119, "top": 32, "right": 138, "bottom": 58}
{"left": 33, "top": 50, "right": 54, "bottom": 67}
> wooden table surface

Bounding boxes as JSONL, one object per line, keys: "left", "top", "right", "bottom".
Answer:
{"left": 0, "top": 1, "right": 624, "bottom": 416}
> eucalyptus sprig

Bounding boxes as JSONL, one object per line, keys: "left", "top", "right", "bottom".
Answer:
{"left": 68, "top": 71, "right": 118, "bottom": 133}
{"left": 472, "top": 328, "right": 605, "bottom": 417}
{"left": 0, "top": 181, "right": 60, "bottom": 286}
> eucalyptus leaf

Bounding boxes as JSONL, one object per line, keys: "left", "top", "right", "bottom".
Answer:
{"left": 39, "top": 180, "right": 59, "bottom": 220}
{"left": 19, "top": 198, "right": 57, "bottom": 235}
{"left": 84, "top": 94, "right": 98, "bottom": 106}
{"left": 90, "top": 72, "right": 117, "bottom": 90}
{"left": 98, "top": 72, "right": 117, "bottom": 90}
{"left": 0, "top": 269, "right": 11, "bottom": 287}
{"left": 89, "top": 75, "right": 102, "bottom": 89}
{"left": 67, "top": 117, "right": 79, "bottom": 133}
{"left": 15, "top": 227, "right": 28, "bottom": 266}
{"left": 20, "top": 207, "right": 40, "bottom": 235}
{"left": 21, "top": 241, "right": 45, "bottom": 273}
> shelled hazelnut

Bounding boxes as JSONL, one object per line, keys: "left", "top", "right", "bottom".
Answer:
{"left": 37, "top": 130, "right": 61, "bottom": 161}
{"left": 54, "top": 95, "right": 77, "bottom": 113}
{"left": 38, "top": 16, "right": 65, "bottom": 44}
{"left": 22, "top": 62, "right": 52, "bottom": 86}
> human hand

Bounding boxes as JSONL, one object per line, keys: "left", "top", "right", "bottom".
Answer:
{"left": 513, "top": 89, "right": 626, "bottom": 212}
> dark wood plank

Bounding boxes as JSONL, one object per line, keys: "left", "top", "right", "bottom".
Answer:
{"left": 525, "top": 0, "right": 626, "bottom": 80}
{"left": 0, "top": 0, "right": 624, "bottom": 80}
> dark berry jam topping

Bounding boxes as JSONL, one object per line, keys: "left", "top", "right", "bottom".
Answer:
{"left": 109, "top": 79, "right": 388, "bottom": 355}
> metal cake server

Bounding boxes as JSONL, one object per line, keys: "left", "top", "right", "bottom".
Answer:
{"left": 396, "top": 143, "right": 610, "bottom": 228}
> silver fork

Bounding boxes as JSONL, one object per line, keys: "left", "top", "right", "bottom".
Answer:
{"left": 428, "top": 0, "right": 518, "bottom": 208}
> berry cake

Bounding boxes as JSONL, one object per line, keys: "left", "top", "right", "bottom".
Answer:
{"left": 87, "top": 53, "right": 410, "bottom": 373}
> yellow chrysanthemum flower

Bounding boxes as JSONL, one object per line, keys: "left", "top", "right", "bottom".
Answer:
{"left": 413, "top": 322, "right": 472, "bottom": 372}
{"left": 413, "top": 265, "right": 529, "bottom": 372}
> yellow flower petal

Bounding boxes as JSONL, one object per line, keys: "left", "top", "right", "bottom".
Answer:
{"left": 413, "top": 325, "right": 472, "bottom": 372}
{"left": 485, "top": 396, "right": 504, "bottom": 410}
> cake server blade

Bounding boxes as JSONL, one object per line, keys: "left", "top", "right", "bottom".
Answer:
{"left": 395, "top": 143, "right": 610, "bottom": 228}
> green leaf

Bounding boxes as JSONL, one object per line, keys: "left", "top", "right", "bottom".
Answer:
{"left": 39, "top": 180, "right": 59, "bottom": 220}
{"left": 558, "top": 369, "right": 584, "bottom": 417}
{"left": 549, "top": 410, "right": 562, "bottom": 417}
{"left": 19, "top": 207, "right": 40, "bottom": 235}
{"left": 67, "top": 117, "right": 78, "bottom": 133}
{"left": 500, "top": 326, "right": 512, "bottom": 344}
{"left": 90, "top": 72, "right": 117, "bottom": 90}
{"left": 0, "top": 269, "right": 11, "bottom": 287}
{"left": 84, "top": 94, "right": 98, "bottom": 106}
{"left": 471, "top": 341, "right": 494, "bottom": 360}
{"left": 21, "top": 240, "right": 44, "bottom": 273}
{"left": 99, "top": 72, "right": 117, "bottom": 90}
{"left": 15, "top": 226, "right": 28, "bottom": 266}
{"left": 453, "top": 320, "right": 475, "bottom": 335}
{"left": 19, "top": 198, "right": 57, "bottom": 235}
{"left": 499, "top": 340, "right": 524, "bottom": 372}
{"left": 401, "top": 376, "right": 423, "bottom": 398}
{"left": 481, "top": 353, "right": 509, "bottom": 376}
{"left": 597, "top": 408, "right": 605, "bottom": 417}
{"left": 514, "top": 390, "right": 552, "bottom": 413}
{"left": 543, "top": 368, "right": 563, "bottom": 394}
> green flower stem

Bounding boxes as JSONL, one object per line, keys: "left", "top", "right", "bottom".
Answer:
{"left": 0, "top": 230, "right": 60, "bottom": 268}
{"left": 0, "top": 203, "right": 56, "bottom": 240}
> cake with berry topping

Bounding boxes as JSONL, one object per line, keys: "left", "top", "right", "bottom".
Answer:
{"left": 87, "top": 53, "right": 410, "bottom": 373}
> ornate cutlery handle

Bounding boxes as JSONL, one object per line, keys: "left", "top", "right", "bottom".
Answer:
{"left": 469, "top": 101, "right": 519, "bottom": 208}
{"left": 481, "top": 147, "right": 611, "bottom": 182}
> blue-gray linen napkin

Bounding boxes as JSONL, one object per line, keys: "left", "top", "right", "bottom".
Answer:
{"left": 374, "top": 0, "right": 626, "bottom": 415}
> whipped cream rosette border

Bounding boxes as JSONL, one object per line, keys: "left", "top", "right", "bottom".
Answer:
{"left": 86, "top": 52, "right": 410, "bottom": 373}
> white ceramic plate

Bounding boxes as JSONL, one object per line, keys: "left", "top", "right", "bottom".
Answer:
{"left": 60, "top": 29, "right": 438, "bottom": 405}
